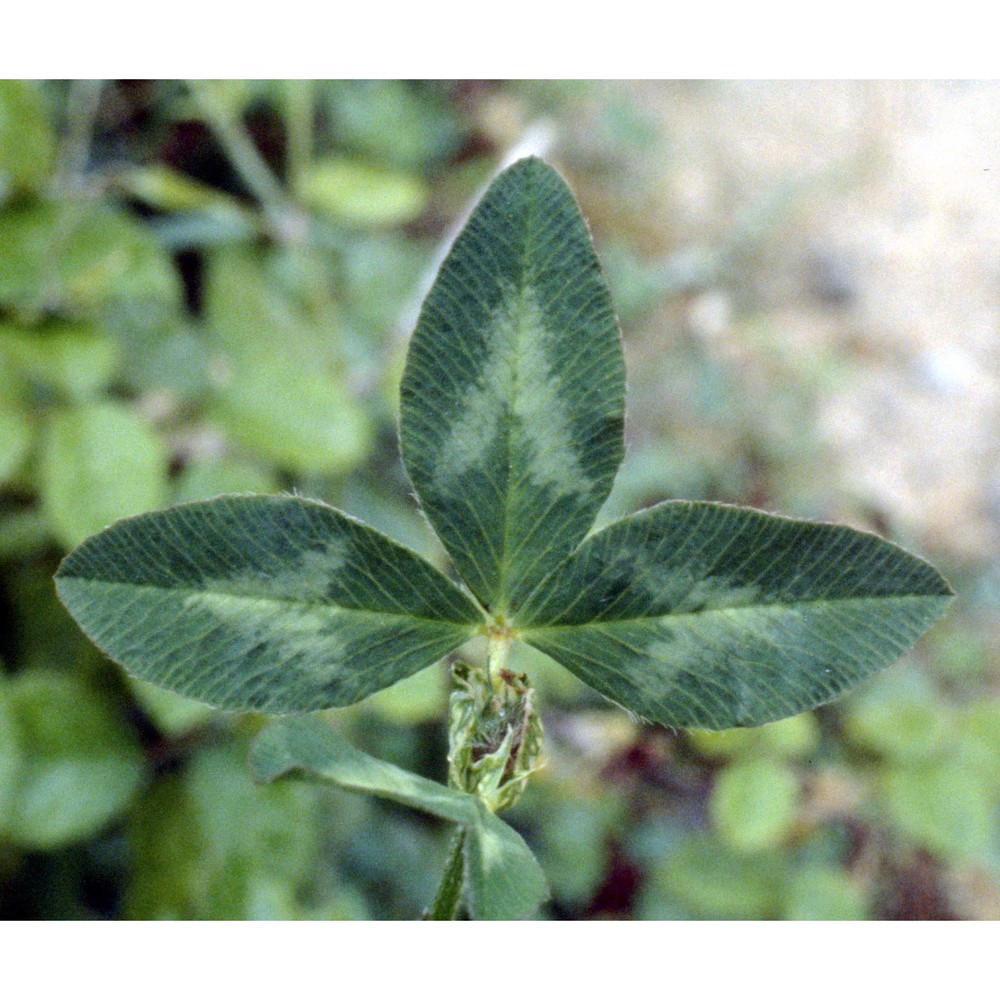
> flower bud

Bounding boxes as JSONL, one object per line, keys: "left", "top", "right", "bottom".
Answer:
{"left": 447, "top": 659, "right": 543, "bottom": 812}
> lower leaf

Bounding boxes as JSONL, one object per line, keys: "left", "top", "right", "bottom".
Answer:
{"left": 250, "top": 715, "right": 548, "bottom": 920}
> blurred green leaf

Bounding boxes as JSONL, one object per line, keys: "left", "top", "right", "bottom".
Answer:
{"left": 302, "top": 157, "right": 428, "bottom": 228}
{"left": 0, "top": 319, "right": 120, "bottom": 400}
{"left": 782, "top": 865, "right": 869, "bottom": 920}
{"left": 881, "top": 760, "right": 994, "bottom": 862}
{"left": 710, "top": 757, "right": 799, "bottom": 852}
{"left": 955, "top": 700, "right": 1000, "bottom": 793}
{"left": 213, "top": 351, "right": 371, "bottom": 474}
{"left": 0, "top": 508, "right": 52, "bottom": 559}
{"left": 129, "top": 679, "right": 214, "bottom": 737}
{"left": 0, "top": 670, "right": 145, "bottom": 849}
{"left": 171, "top": 456, "right": 280, "bottom": 504}
{"left": 206, "top": 251, "right": 372, "bottom": 474}
{"left": 0, "top": 404, "right": 34, "bottom": 483}
{"left": 688, "top": 713, "right": 820, "bottom": 760}
{"left": 115, "top": 164, "right": 249, "bottom": 218}
{"left": 647, "top": 837, "right": 788, "bottom": 919}
{"left": 126, "top": 741, "right": 319, "bottom": 919}
{"left": 324, "top": 81, "right": 461, "bottom": 170}
{"left": 110, "top": 310, "right": 210, "bottom": 400}
{"left": 841, "top": 670, "right": 951, "bottom": 764}
{"left": 0, "top": 201, "right": 180, "bottom": 317}
{"left": 40, "top": 401, "right": 169, "bottom": 549}
{"left": 0, "top": 80, "right": 56, "bottom": 197}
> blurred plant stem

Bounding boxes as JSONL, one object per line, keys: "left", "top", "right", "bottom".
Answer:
{"left": 188, "top": 80, "right": 305, "bottom": 242}
{"left": 21, "top": 79, "right": 108, "bottom": 319}
{"left": 283, "top": 80, "right": 313, "bottom": 201}
{"left": 54, "top": 79, "right": 104, "bottom": 192}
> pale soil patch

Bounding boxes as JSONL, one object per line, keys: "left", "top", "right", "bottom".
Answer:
{"left": 629, "top": 81, "right": 1000, "bottom": 563}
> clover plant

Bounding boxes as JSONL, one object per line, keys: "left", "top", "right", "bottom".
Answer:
{"left": 55, "top": 157, "right": 954, "bottom": 919}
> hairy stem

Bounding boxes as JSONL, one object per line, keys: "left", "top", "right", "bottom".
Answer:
{"left": 425, "top": 827, "right": 467, "bottom": 920}
{"left": 486, "top": 628, "right": 513, "bottom": 681}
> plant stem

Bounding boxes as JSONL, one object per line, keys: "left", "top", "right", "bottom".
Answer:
{"left": 425, "top": 828, "right": 467, "bottom": 920}
{"left": 55, "top": 78, "right": 104, "bottom": 192}
{"left": 284, "top": 80, "right": 313, "bottom": 201}
{"left": 486, "top": 629, "right": 512, "bottom": 683}
{"left": 189, "top": 80, "right": 303, "bottom": 239}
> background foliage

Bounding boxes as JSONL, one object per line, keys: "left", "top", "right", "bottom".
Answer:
{"left": 1, "top": 79, "right": 996, "bottom": 919}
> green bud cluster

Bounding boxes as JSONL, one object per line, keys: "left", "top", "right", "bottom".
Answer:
{"left": 447, "top": 658, "right": 543, "bottom": 812}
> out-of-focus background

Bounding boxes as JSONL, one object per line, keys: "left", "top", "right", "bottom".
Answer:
{"left": 0, "top": 79, "right": 997, "bottom": 920}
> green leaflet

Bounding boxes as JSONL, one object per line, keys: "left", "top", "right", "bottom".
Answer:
{"left": 55, "top": 495, "right": 483, "bottom": 713}
{"left": 516, "top": 501, "right": 954, "bottom": 729}
{"left": 400, "top": 157, "right": 625, "bottom": 615}
{"left": 250, "top": 715, "right": 549, "bottom": 920}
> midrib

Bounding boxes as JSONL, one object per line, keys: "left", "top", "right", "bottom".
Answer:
{"left": 492, "top": 179, "right": 538, "bottom": 614}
